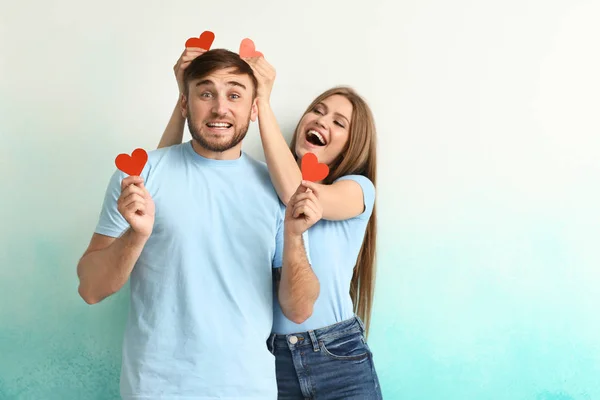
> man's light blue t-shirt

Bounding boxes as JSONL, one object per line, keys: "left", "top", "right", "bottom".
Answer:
{"left": 272, "top": 175, "right": 376, "bottom": 334}
{"left": 95, "top": 141, "right": 291, "bottom": 400}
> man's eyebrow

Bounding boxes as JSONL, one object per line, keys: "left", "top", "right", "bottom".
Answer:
{"left": 194, "top": 80, "right": 247, "bottom": 90}
{"left": 227, "top": 81, "right": 247, "bottom": 90}
{"left": 195, "top": 79, "right": 214, "bottom": 87}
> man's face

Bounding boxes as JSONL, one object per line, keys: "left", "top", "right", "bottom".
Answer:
{"left": 182, "top": 68, "right": 258, "bottom": 153}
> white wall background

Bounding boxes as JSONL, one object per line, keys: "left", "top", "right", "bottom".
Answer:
{"left": 1, "top": 0, "right": 599, "bottom": 399}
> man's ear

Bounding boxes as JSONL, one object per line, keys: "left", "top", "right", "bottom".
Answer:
{"left": 250, "top": 97, "right": 258, "bottom": 122}
{"left": 180, "top": 93, "right": 188, "bottom": 118}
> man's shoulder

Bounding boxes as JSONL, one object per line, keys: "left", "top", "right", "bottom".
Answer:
{"left": 243, "top": 153, "right": 268, "bottom": 171}
{"left": 240, "top": 154, "right": 282, "bottom": 201}
{"left": 242, "top": 153, "right": 271, "bottom": 181}
{"left": 147, "top": 143, "right": 185, "bottom": 163}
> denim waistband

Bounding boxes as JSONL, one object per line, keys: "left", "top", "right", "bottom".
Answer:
{"left": 268, "top": 316, "right": 366, "bottom": 351}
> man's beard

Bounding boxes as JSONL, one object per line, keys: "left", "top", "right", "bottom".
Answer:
{"left": 187, "top": 108, "right": 251, "bottom": 153}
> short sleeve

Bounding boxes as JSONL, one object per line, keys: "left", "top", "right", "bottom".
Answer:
{"left": 272, "top": 203, "right": 312, "bottom": 269}
{"left": 94, "top": 169, "right": 131, "bottom": 238}
{"left": 334, "top": 175, "right": 376, "bottom": 220}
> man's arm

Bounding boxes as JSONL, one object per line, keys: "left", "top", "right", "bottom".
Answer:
{"left": 278, "top": 231, "right": 319, "bottom": 324}
{"left": 77, "top": 230, "right": 148, "bottom": 304}
{"left": 77, "top": 175, "right": 155, "bottom": 304}
{"left": 276, "top": 183, "right": 323, "bottom": 324}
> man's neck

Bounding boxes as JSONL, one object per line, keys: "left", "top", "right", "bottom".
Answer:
{"left": 191, "top": 140, "right": 243, "bottom": 160}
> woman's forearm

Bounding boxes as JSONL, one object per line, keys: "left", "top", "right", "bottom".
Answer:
{"left": 158, "top": 97, "right": 186, "bottom": 148}
{"left": 257, "top": 99, "right": 302, "bottom": 205}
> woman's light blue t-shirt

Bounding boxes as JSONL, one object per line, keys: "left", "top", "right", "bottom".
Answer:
{"left": 272, "top": 174, "right": 376, "bottom": 334}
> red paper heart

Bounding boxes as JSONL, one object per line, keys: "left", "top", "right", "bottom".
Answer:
{"left": 239, "top": 38, "right": 263, "bottom": 58}
{"left": 115, "top": 148, "right": 148, "bottom": 176}
{"left": 185, "top": 31, "right": 215, "bottom": 50}
{"left": 301, "top": 153, "right": 329, "bottom": 182}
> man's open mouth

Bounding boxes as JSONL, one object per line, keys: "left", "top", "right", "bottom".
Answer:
{"left": 206, "top": 122, "right": 233, "bottom": 129}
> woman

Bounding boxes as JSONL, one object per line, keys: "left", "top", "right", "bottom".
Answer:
{"left": 161, "top": 47, "right": 382, "bottom": 399}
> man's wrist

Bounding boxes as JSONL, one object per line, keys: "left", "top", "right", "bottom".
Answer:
{"left": 284, "top": 227, "right": 304, "bottom": 241}
{"left": 126, "top": 229, "right": 151, "bottom": 247}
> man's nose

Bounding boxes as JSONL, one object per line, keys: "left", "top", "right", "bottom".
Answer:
{"left": 212, "top": 96, "right": 229, "bottom": 116}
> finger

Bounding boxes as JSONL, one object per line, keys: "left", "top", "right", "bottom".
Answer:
{"left": 293, "top": 204, "right": 316, "bottom": 220}
{"left": 294, "top": 183, "right": 307, "bottom": 195}
{"left": 120, "top": 193, "right": 145, "bottom": 209}
{"left": 138, "top": 182, "right": 151, "bottom": 198}
{"left": 181, "top": 55, "right": 200, "bottom": 63}
{"left": 300, "top": 180, "right": 319, "bottom": 194}
{"left": 125, "top": 200, "right": 145, "bottom": 214}
{"left": 290, "top": 191, "right": 317, "bottom": 205}
{"left": 122, "top": 190, "right": 145, "bottom": 204}
{"left": 120, "top": 183, "right": 145, "bottom": 199}
{"left": 293, "top": 205, "right": 307, "bottom": 219}
{"left": 253, "top": 61, "right": 269, "bottom": 76}
{"left": 121, "top": 176, "right": 143, "bottom": 191}
{"left": 292, "top": 199, "right": 317, "bottom": 217}
{"left": 122, "top": 194, "right": 144, "bottom": 209}
{"left": 178, "top": 61, "right": 193, "bottom": 71}
{"left": 184, "top": 49, "right": 205, "bottom": 57}
{"left": 256, "top": 58, "right": 274, "bottom": 75}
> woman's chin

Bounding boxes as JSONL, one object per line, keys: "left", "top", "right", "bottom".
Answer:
{"left": 298, "top": 145, "right": 323, "bottom": 158}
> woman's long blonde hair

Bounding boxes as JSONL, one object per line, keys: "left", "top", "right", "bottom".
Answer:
{"left": 290, "top": 87, "right": 378, "bottom": 336}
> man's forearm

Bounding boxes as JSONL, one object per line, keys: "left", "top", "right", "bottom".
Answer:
{"left": 279, "top": 230, "right": 319, "bottom": 324}
{"left": 77, "top": 229, "right": 148, "bottom": 304}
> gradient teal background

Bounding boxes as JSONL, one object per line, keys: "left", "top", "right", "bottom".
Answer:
{"left": 1, "top": 0, "right": 599, "bottom": 399}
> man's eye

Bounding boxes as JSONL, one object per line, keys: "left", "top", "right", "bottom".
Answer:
{"left": 201, "top": 92, "right": 212, "bottom": 98}
{"left": 230, "top": 94, "right": 240, "bottom": 99}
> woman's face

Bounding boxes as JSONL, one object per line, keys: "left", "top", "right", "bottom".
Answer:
{"left": 294, "top": 95, "right": 353, "bottom": 166}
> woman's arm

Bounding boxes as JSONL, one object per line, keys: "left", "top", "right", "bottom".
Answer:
{"left": 256, "top": 98, "right": 303, "bottom": 204}
{"left": 157, "top": 98, "right": 186, "bottom": 148}
{"left": 157, "top": 47, "right": 206, "bottom": 149}
{"left": 244, "top": 57, "right": 371, "bottom": 221}
{"left": 244, "top": 57, "right": 302, "bottom": 205}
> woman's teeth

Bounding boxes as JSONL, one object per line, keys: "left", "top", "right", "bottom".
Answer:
{"left": 307, "top": 130, "right": 326, "bottom": 145}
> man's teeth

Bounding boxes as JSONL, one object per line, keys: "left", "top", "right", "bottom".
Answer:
{"left": 207, "top": 122, "right": 231, "bottom": 128}
{"left": 307, "top": 130, "right": 326, "bottom": 145}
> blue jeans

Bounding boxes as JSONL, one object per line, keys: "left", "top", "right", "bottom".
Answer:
{"left": 267, "top": 316, "right": 383, "bottom": 399}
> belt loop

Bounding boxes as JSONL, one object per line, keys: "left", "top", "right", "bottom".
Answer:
{"left": 356, "top": 315, "right": 366, "bottom": 333}
{"left": 308, "top": 330, "right": 320, "bottom": 352}
{"left": 268, "top": 333, "right": 276, "bottom": 352}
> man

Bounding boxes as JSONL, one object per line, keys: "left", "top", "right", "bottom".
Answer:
{"left": 76, "top": 49, "right": 321, "bottom": 400}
